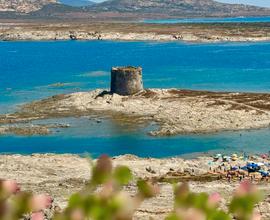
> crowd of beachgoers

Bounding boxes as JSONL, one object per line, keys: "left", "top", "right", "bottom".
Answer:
{"left": 208, "top": 152, "right": 270, "bottom": 183}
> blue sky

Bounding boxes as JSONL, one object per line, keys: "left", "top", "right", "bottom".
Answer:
{"left": 216, "top": 0, "right": 270, "bottom": 7}
{"left": 92, "top": 0, "right": 270, "bottom": 8}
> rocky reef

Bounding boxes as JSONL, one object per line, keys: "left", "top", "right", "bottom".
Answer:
{"left": 1, "top": 89, "right": 270, "bottom": 136}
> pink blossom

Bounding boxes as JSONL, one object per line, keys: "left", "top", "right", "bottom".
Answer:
{"left": 31, "top": 212, "right": 44, "bottom": 220}
{"left": 100, "top": 181, "right": 114, "bottom": 198}
{"left": 176, "top": 208, "right": 206, "bottom": 220}
{"left": 208, "top": 192, "right": 221, "bottom": 207}
{"left": 235, "top": 180, "right": 257, "bottom": 197}
{"left": 96, "top": 154, "right": 112, "bottom": 174}
{"left": 30, "top": 194, "right": 53, "bottom": 212}
{"left": 1, "top": 180, "right": 20, "bottom": 195}
{"left": 70, "top": 209, "right": 84, "bottom": 220}
{"left": 251, "top": 212, "right": 261, "bottom": 220}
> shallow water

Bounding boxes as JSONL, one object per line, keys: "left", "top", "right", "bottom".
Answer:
{"left": 1, "top": 117, "right": 270, "bottom": 158}
{"left": 143, "top": 16, "right": 270, "bottom": 24}
{"left": 1, "top": 41, "right": 270, "bottom": 157}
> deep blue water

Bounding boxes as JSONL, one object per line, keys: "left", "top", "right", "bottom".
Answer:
{"left": 144, "top": 16, "right": 270, "bottom": 24}
{"left": 1, "top": 41, "right": 270, "bottom": 158}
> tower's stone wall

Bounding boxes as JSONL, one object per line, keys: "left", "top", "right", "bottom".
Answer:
{"left": 111, "top": 66, "right": 143, "bottom": 95}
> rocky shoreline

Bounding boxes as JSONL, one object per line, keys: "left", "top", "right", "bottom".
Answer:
{"left": 2, "top": 29, "right": 270, "bottom": 43}
{"left": 1, "top": 153, "right": 270, "bottom": 219}
{"left": 1, "top": 89, "right": 270, "bottom": 136}
{"left": 0, "top": 123, "right": 70, "bottom": 136}
{"left": 0, "top": 22, "right": 270, "bottom": 43}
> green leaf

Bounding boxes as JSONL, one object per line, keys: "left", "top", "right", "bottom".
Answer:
{"left": 165, "top": 213, "right": 182, "bottom": 220}
{"left": 68, "top": 193, "right": 83, "bottom": 208}
{"left": 208, "top": 210, "right": 232, "bottom": 220}
{"left": 113, "top": 166, "right": 133, "bottom": 185}
{"left": 137, "top": 180, "right": 157, "bottom": 198}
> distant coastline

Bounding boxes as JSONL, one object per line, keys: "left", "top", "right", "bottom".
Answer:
{"left": 0, "top": 22, "right": 270, "bottom": 43}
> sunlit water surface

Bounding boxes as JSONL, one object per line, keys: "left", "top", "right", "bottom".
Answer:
{"left": 143, "top": 16, "right": 270, "bottom": 23}
{"left": 1, "top": 41, "right": 270, "bottom": 158}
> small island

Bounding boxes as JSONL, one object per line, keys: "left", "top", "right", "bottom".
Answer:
{"left": 1, "top": 22, "right": 270, "bottom": 43}
{"left": 1, "top": 67, "right": 270, "bottom": 136}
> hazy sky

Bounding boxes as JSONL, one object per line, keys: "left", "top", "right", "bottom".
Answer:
{"left": 92, "top": 0, "right": 270, "bottom": 8}
{"left": 216, "top": 0, "right": 270, "bottom": 7}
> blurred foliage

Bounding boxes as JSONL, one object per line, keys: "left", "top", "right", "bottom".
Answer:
{"left": 166, "top": 180, "right": 262, "bottom": 220}
{"left": 0, "top": 155, "right": 264, "bottom": 220}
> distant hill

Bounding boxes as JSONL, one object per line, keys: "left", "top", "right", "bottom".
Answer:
{"left": 59, "top": 0, "right": 95, "bottom": 7}
{"left": 0, "top": 0, "right": 57, "bottom": 13}
{"left": 29, "top": 3, "right": 83, "bottom": 17}
{"left": 0, "top": 0, "right": 270, "bottom": 20}
{"left": 0, "top": 0, "right": 93, "bottom": 13}
{"left": 88, "top": 0, "right": 270, "bottom": 17}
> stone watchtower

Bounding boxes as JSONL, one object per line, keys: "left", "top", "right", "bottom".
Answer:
{"left": 110, "top": 66, "right": 143, "bottom": 96}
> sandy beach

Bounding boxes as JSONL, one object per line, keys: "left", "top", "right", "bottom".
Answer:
{"left": 1, "top": 153, "right": 270, "bottom": 219}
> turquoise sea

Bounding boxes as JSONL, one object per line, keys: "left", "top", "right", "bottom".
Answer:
{"left": 1, "top": 41, "right": 270, "bottom": 158}
{"left": 144, "top": 16, "right": 270, "bottom": 24}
